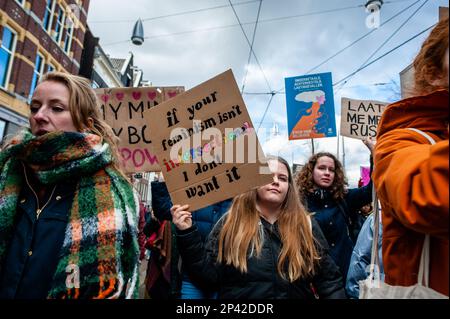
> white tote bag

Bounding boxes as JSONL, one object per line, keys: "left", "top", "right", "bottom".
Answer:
{"left": 359, "top": 128, "right": 448, "bottom": 299}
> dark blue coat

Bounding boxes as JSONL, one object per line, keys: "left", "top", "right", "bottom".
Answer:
{"left": 150, "top": 181, "right": 232, "bottom": 285}
{"left": 150, "top": 181, "right": 231, "bottom": 242}
{"left": 0, "top": 180, "right": 76, "bottom": 299}
{"left": 150, "top": 181, "right": 173, "bottom": 222}
{"left": 303, "top": 181, "right": 372, "bottom": 283}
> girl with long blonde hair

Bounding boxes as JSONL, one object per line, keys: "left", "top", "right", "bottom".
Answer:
{"left": 171, "top": 156, "right": 345, "bottom": 298}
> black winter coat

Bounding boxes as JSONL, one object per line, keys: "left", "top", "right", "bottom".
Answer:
{"left": 176, "top": 215, "right": 346, "bottom": 299}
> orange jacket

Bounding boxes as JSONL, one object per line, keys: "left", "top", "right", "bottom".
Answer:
{"left": 373, "top": 89, "right": 449, "bottom": 296}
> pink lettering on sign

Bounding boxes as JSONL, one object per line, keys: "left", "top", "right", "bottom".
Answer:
{"left": 132, "top": 92, "right": 142, "bottom": 100}
{"left": 147, "top": 91, "right": 157, "bottom": 100}
{"left": 116, "top": 92, "right": 125, "bottom": 101}
{"left": 120, "top": 147, "right": 159, "bottom": 168}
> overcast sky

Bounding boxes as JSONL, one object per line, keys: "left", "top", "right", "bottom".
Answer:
{"left": 87, "top": 0, "right": 448, "bottom": 187}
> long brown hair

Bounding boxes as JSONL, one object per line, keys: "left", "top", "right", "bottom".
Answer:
{"left": 413, "top": 17, "right": 449, "bottom": 95}
{"left": 295, "top": 152, "right": 348, "bottom": 201}
{"left": 217, "top": 156, "right": 319, "bottom": 282}
{"left": 38, "top": 72, "right": 127, "bottom": 179}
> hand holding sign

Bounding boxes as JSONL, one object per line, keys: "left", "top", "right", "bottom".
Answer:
{"left": 171, "top": 204, "right": 192, "bottom": 230}
{"left": 362, "top": 136, "right": 376, "bottom": 153}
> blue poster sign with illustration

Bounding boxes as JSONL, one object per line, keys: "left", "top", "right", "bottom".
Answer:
{"left": 285, "top": 72, "right": 336, "bottom": 140}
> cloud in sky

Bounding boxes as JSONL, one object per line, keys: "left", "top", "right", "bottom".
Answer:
{"left": 87, "top": 0, "right": 447, "bottom": 185}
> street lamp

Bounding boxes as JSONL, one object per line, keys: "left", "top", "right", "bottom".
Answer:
{"left": 131, "top": 18, "right": 144, "bottom": 45}
{"left": 365, "top": 0, "right": 383, "bottom": 12}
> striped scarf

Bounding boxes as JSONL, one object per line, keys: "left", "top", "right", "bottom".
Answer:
{"left": 0, "top": 130, "right": 139, "bottom": 299}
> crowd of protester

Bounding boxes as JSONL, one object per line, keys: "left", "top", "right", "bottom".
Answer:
{"left": 0, "top": 17, "right": 447, "bottom": 299}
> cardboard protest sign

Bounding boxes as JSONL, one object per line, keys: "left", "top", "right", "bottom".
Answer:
{"left": 340, "top": 97, "right": 388, "bottom": 140}
{"left": 95, "top": 86, "right": 184, "bottom": 172}
{"left": 285, "top": 72, "right": 337, "bottom": 140}
{"left": 146, "top": 69, "right": 272, "bottom": 211}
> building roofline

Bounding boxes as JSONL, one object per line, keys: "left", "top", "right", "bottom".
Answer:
{"left": 121, "top": 52, "right": 133, "bottom": 75}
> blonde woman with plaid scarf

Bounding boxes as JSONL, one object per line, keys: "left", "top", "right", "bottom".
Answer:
{"left": 0, "top": 72, "right": 139, "bottom": 299}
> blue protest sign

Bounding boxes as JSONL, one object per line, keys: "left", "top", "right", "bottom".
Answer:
{"left": 285, "top": 72, "right": 337, "bottom": 140}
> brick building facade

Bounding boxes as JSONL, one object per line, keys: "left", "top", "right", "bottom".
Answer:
{"left": 0, "top": 0, "right": 89, "bottom": 141}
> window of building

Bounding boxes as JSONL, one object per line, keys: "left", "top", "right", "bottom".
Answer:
{"left": 63, "top": 18, "right": 74, "bottom": 53}
{"left": 47, "top": 63, "right": 55, "bottom": 72}
{"left": 15, "top": 0, "right": 25, "bottom": 7}
{"left": 29, "top": 53, "right": 45, "bottom": 100}
{"left": 5, "top": 121, "right": 21, "bottom": 139}
{"left": 43, "top": 0, "right": 56, "bottom": 32}
{"left": 53, "top": 5, "right": 66, "bottom": 43}
{"left": 91, "top": 81, "right": 100, "bottom": 89}
{"left": 0, "top": 119, "right": 6, "bottom": 142}
{"left": 0, "top": 27, "right": 17, "bottom": 90}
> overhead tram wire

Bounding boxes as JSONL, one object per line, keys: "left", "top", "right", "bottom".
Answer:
{"left": 256, "top": 17, "right": 428, "bottom": 95}
{"left": 89, "top": 0, "right": 262, "bottom": 24}
{"left": 257, "top": 93, "right": 276, "bottom": 134}
{"left": 91, "top": 0, "right": 415, "bottom": 24}
{"left": 227, "top": 2, "right": 370, "bottom": 132}
{"left": 250, "top": 0, "right": 422, "bottom": 131}
{"left": 243, "top": 92, "right": 276, "bottom": 95}
{"left": 227, "top": 0, "right": 274, "bottom": 135}
{"left": 258, "top": 0, "right": 422, "bottom": 98}
{"left": 102, "top": 3, "right": 365, "bottom": 47}
{"left": 241, "top": 0, "right": 263, "bottom": 94}
{"left": 97, "top": 1, "right": 420, "bottom": 134}
{"left": 385, "top": 0, "right": 421, "bottom": 3}
{"left": 304, "top": 0, "right": 422, "bottom": 75}
{"left": 228, "top": 0, "right": 272, "bottom": 93}
{"left": 333, "top": 0, "right": 429, "bottom": 91}
{"left": 333, "top": 23, "right": 437, "bottom": 88}
{"left": 243, "top": 81, "right": 391, "bottom": 95}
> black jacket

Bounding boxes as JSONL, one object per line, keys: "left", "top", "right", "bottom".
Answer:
{"left": 176, "top": 215, "right": 346, "bottom": 299}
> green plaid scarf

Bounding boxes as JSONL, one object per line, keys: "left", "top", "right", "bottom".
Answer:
{"left": 0, "top": 130, "right": 139, "bottom": 299}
